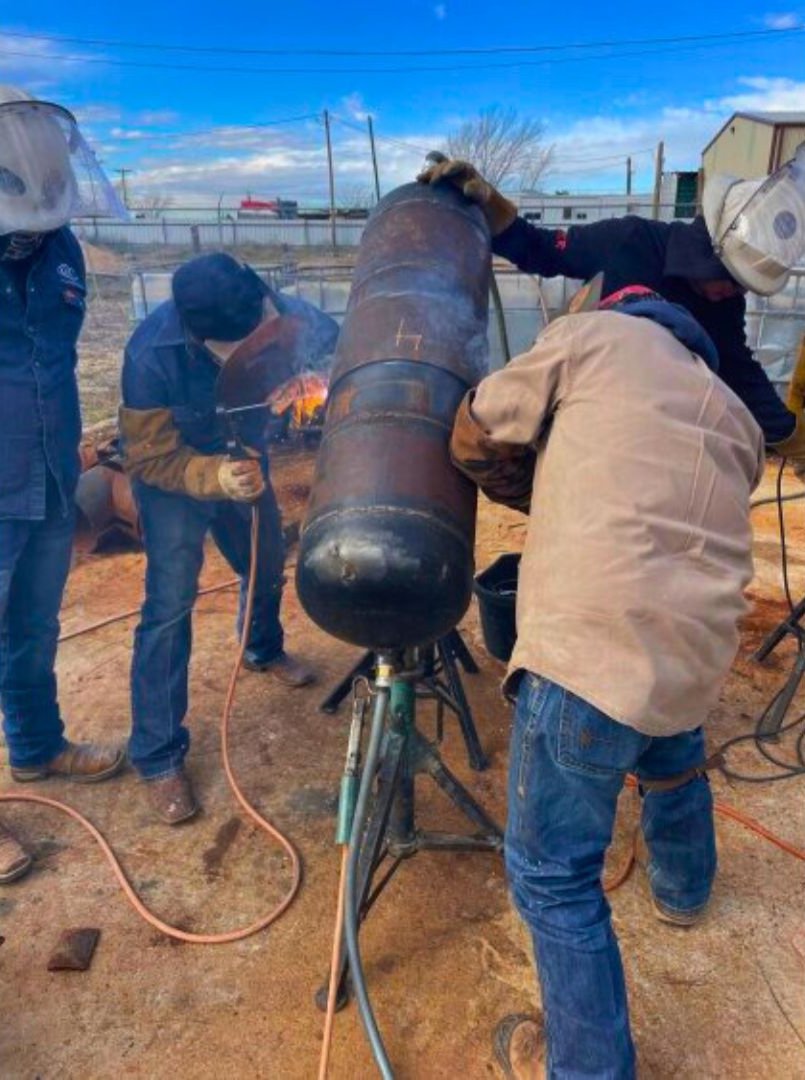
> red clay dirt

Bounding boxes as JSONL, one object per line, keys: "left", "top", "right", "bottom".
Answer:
{"left": 0, "top": 448, "right": 804, "bottom": 1079}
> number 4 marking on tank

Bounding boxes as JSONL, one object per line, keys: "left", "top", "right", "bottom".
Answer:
{"left": 395, "top": 318, "right": 423, "bottom": 353}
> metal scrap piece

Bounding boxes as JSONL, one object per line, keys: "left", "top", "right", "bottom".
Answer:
{"left": 47, "top": 928, "right": 100, "bottom": 971}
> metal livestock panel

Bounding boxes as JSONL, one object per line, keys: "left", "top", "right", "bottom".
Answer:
{"left": 128, "top": 265, "right": 805, "bottom": 392}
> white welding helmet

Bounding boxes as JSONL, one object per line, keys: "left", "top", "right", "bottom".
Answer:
{"left": 0, "top": 85, "right": 126, "bottom": 235}
{"left": 703, "top": 147, "right": 805, "bottom": 296}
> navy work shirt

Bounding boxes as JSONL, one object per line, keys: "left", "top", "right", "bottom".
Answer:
{"left": 122, "top": 292, "right": 339, "bottom": 454}
{"left": 0, "top": 227, "right": 85, "bottom": 520}
{"left": 494, "top": 214, "right": 796, "bottom": 444}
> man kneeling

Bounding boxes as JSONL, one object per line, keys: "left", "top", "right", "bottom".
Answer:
{"left": 451, "top": 285, "right": 763, "bottom": 1078}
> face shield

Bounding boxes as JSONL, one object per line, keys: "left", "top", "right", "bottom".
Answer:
{"left": 0, "top": 99, "right": 126, "bottom": 235}
{"left": 204, "top": 296, "right": 281, "bottom": 366}
{"left": 214, "top": 301, "right": 301, "bottom": 410}
{"left": 705, "top": 147, "right": 805, "bottom": 296}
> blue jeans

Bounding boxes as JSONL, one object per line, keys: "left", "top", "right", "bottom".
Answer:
{"left": 506, "top": 673, "right": 716, "bottom": 1079}
{"left": 129, "top": 479, "right": 285, "bottom": 779}
{"left": 0, "top": 481, "right": 73, "bottom": 768}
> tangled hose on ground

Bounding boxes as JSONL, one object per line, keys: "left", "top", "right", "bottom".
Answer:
{"left": 0, "top": 507, "right": 302, "bottom": 944}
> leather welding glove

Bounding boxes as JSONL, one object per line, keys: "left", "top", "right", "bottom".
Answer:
{"left": 417, "top": 159, "right": 518, "bottom": 237}
{"left": 217, "top": 457, "right": 266, "bottom": 502}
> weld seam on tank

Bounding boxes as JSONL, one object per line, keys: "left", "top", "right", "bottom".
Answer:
{"left": 323, "top": 412, "right": 452, "bottom": 435}
{"left": 305, "top": 506, "right": 475, "bottom": 553}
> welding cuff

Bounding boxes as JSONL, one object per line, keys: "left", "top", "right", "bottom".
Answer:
{"left": 119, "top": 406, "right": 228, "bottom": 499}
{"left": 450, "top": 393, "right": 534, "bottom": 513}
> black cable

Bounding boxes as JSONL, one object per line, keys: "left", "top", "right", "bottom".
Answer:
{"left": 775, "top": 457, "right": 800, "bottom": 630}
{"left": 716, "top": 457, "right": 805, "bottom": 782}
{"left": 2, "top": 29, "right": 801, "bottom": 77}
{"left": 7, "top": 25, "right": 801, "bottom": 58}
{"left": 343, "top": 684, "right": 394, "bottom": 1080}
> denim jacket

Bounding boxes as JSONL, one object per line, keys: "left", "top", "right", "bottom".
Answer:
{"left": 120, "top": 294, "right": 338, "bottom": 497}
{"left": 0, "top": 227, "right": 85, "bottom": 520}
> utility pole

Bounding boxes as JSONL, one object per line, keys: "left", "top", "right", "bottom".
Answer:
{"left": 323, "top": 110, "right": 337, "bottom": 250}
{"left": 115, "top": 167, "right": 132, "bottom": 208}
{"left": 367, "top": 115, "right": 381, "bottom": 204}
{"left": 651, "top": 140, "right": 665, "bottom": 221}
{"left": 626, "top": 156, "right": 633, "bottom": 197}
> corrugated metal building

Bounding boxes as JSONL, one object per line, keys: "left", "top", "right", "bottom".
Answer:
{"left": 702, "top": 111, "right": 805, "bottom": 181}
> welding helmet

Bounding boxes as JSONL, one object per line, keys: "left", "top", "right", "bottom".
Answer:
{"left": 703, "top": 147, "right": 805, "bottom": 296}
{"left": 0, "top": 85, "right": 125, "bottom": 236}
{"left": 173, "top": 253, "right": 275, "bottom": 362}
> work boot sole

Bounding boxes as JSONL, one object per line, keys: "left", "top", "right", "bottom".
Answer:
{"left": 650, "top": 894, "right": 707, "bottom": 927}
{"left": 493, "top": 1013, "right": 544, "bottom": 1080}
{"left": 154, "top": 802, "right": 199, "bottom": 827}
{"left": 11, "top": 747, "right": 127, "bottom": 785}
{"left": 242, "top": 657, "right": 315, "bottom": 687}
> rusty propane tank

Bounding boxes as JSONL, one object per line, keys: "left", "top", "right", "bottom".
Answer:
{"left": 296, "top": 181, "right": 491, "bottom": 649}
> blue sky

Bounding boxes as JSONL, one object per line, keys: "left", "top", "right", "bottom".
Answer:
{"left": 4, "top": 4, "right": 805, "bottom": 205}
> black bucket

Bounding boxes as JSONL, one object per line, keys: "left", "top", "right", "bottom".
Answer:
{"left": 473, "top": 553, "right": 521, "bottom": 662}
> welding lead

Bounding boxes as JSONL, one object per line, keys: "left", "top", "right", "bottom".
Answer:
{"left": 335, "top": 684, "right": 369, "bottom": 845}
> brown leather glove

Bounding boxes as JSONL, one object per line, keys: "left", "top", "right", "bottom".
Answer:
{"left": 217, "top": 457, "right": 266, "bottom": 502}
{"left": 417, "top": 159, "right": 517, "bottom": 237}
{"left": 450, "top": 393, "right": 534, "bottom": 513}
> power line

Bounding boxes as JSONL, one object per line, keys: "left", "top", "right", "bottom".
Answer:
{"left": 3, "top": 25, "right": 800, "bottom": 57}
{"left": 331, "top": 115, "right": 433, "bottom": 157}
{"left": 103, "top": 113, "right": 319, "bottom": 141}
{"left": 0, "top": 28, "right": 801, "bottom": 77}
{"left": 551, "top": 147, "right": 655, "bottom": 165}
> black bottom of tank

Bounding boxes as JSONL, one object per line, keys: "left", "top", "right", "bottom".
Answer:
{"left": 296, "top": 508, "right": 474, "bottom": 650}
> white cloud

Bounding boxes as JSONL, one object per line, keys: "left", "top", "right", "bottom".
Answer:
{"left": 109, "top": 127, "right": 149, "bottom": 141}
{"left": 0, "top": 29, "right": 97, "bottom": 91}
{"left": 763, "top": 12, "right": 802, "bottom": 29}
{"left": 72, "top": 103, "right": 122, "bottom": 124}
{"left": 128, "top": 123, "right": 441, "bottom": 203}
{"left": 434, "top": 4, "right": 447, "bottom": 19}
{"left": 340, "top": 92, "right": 371, "bottom": 122}
{"left": 543, "top": 75, "right": 805, "bottom": 192}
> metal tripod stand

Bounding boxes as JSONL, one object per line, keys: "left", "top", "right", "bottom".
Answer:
{"left": 318, "top": 628, "right": 489, "bottom": 770}
{"left": 316, "top": 649, "right": 503, "bottom": 1026}
{"left": 753, "top": 598, "right": 805, "bottom": 738}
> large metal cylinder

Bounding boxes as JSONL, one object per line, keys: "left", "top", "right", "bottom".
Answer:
{"left": 296, "top": 181, "right": 491, "bottom": 649}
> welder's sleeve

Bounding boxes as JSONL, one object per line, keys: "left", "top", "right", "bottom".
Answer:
{"left": 704, "top": 294, "right": 797, "bottom": 447}
{"left": 119, "top": 406, "right": 229, "bottom": 499}
{"left": 450, "top": 319, "right": 571, "bottom": 512}
{"left": 492, "top": 215, "right": 626, "bottom": 279}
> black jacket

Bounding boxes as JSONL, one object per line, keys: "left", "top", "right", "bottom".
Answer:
{"left": 493, "top": 214, "right": 795, "bottom": 444}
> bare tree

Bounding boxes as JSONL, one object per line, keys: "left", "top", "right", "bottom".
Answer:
{"left": 133, "top": 193, "right": 175, "bottom": 218}
{"left": 445, "top": 106, "right": 553, "bottom": 191}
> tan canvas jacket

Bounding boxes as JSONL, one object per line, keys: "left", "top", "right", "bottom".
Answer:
{"left": 452, "top": 310, "right": 764, "bottom": 737}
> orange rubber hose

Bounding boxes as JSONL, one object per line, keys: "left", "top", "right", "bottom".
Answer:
{"left": 58, "top": 579, "right": 239, "bottom": 643}
{"left": 0, "top": 507, "right": 302, "bottom": 944}
{"left": 318, "top": 845, "right": 349, "bottom": 1079}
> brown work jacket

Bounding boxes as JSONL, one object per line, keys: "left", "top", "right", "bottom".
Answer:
{"left": 451, "top": 310, "right": 764, "bottom": 737}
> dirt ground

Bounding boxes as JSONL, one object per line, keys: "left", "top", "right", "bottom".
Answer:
{"left": 0, "top": 445, "right": 804, "bottom": 1079}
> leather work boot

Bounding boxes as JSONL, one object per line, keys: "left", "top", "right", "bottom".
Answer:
{"left": 243, "top": 651, "right": 315, "bottom": 688}
{"left": 0, "top": 820, "right": 32, "bottom": 884}
{"left": 635, "top": 832, "right": 708, "bottom": 927}
{"left": 493, "top": 1013, "right": 546, "bottom": 1080}
{"left": 10, "top": 741, "right": 126, "bottom": 784}
{"left": 144, "top": 769, "right": 198, "bottom": 826}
